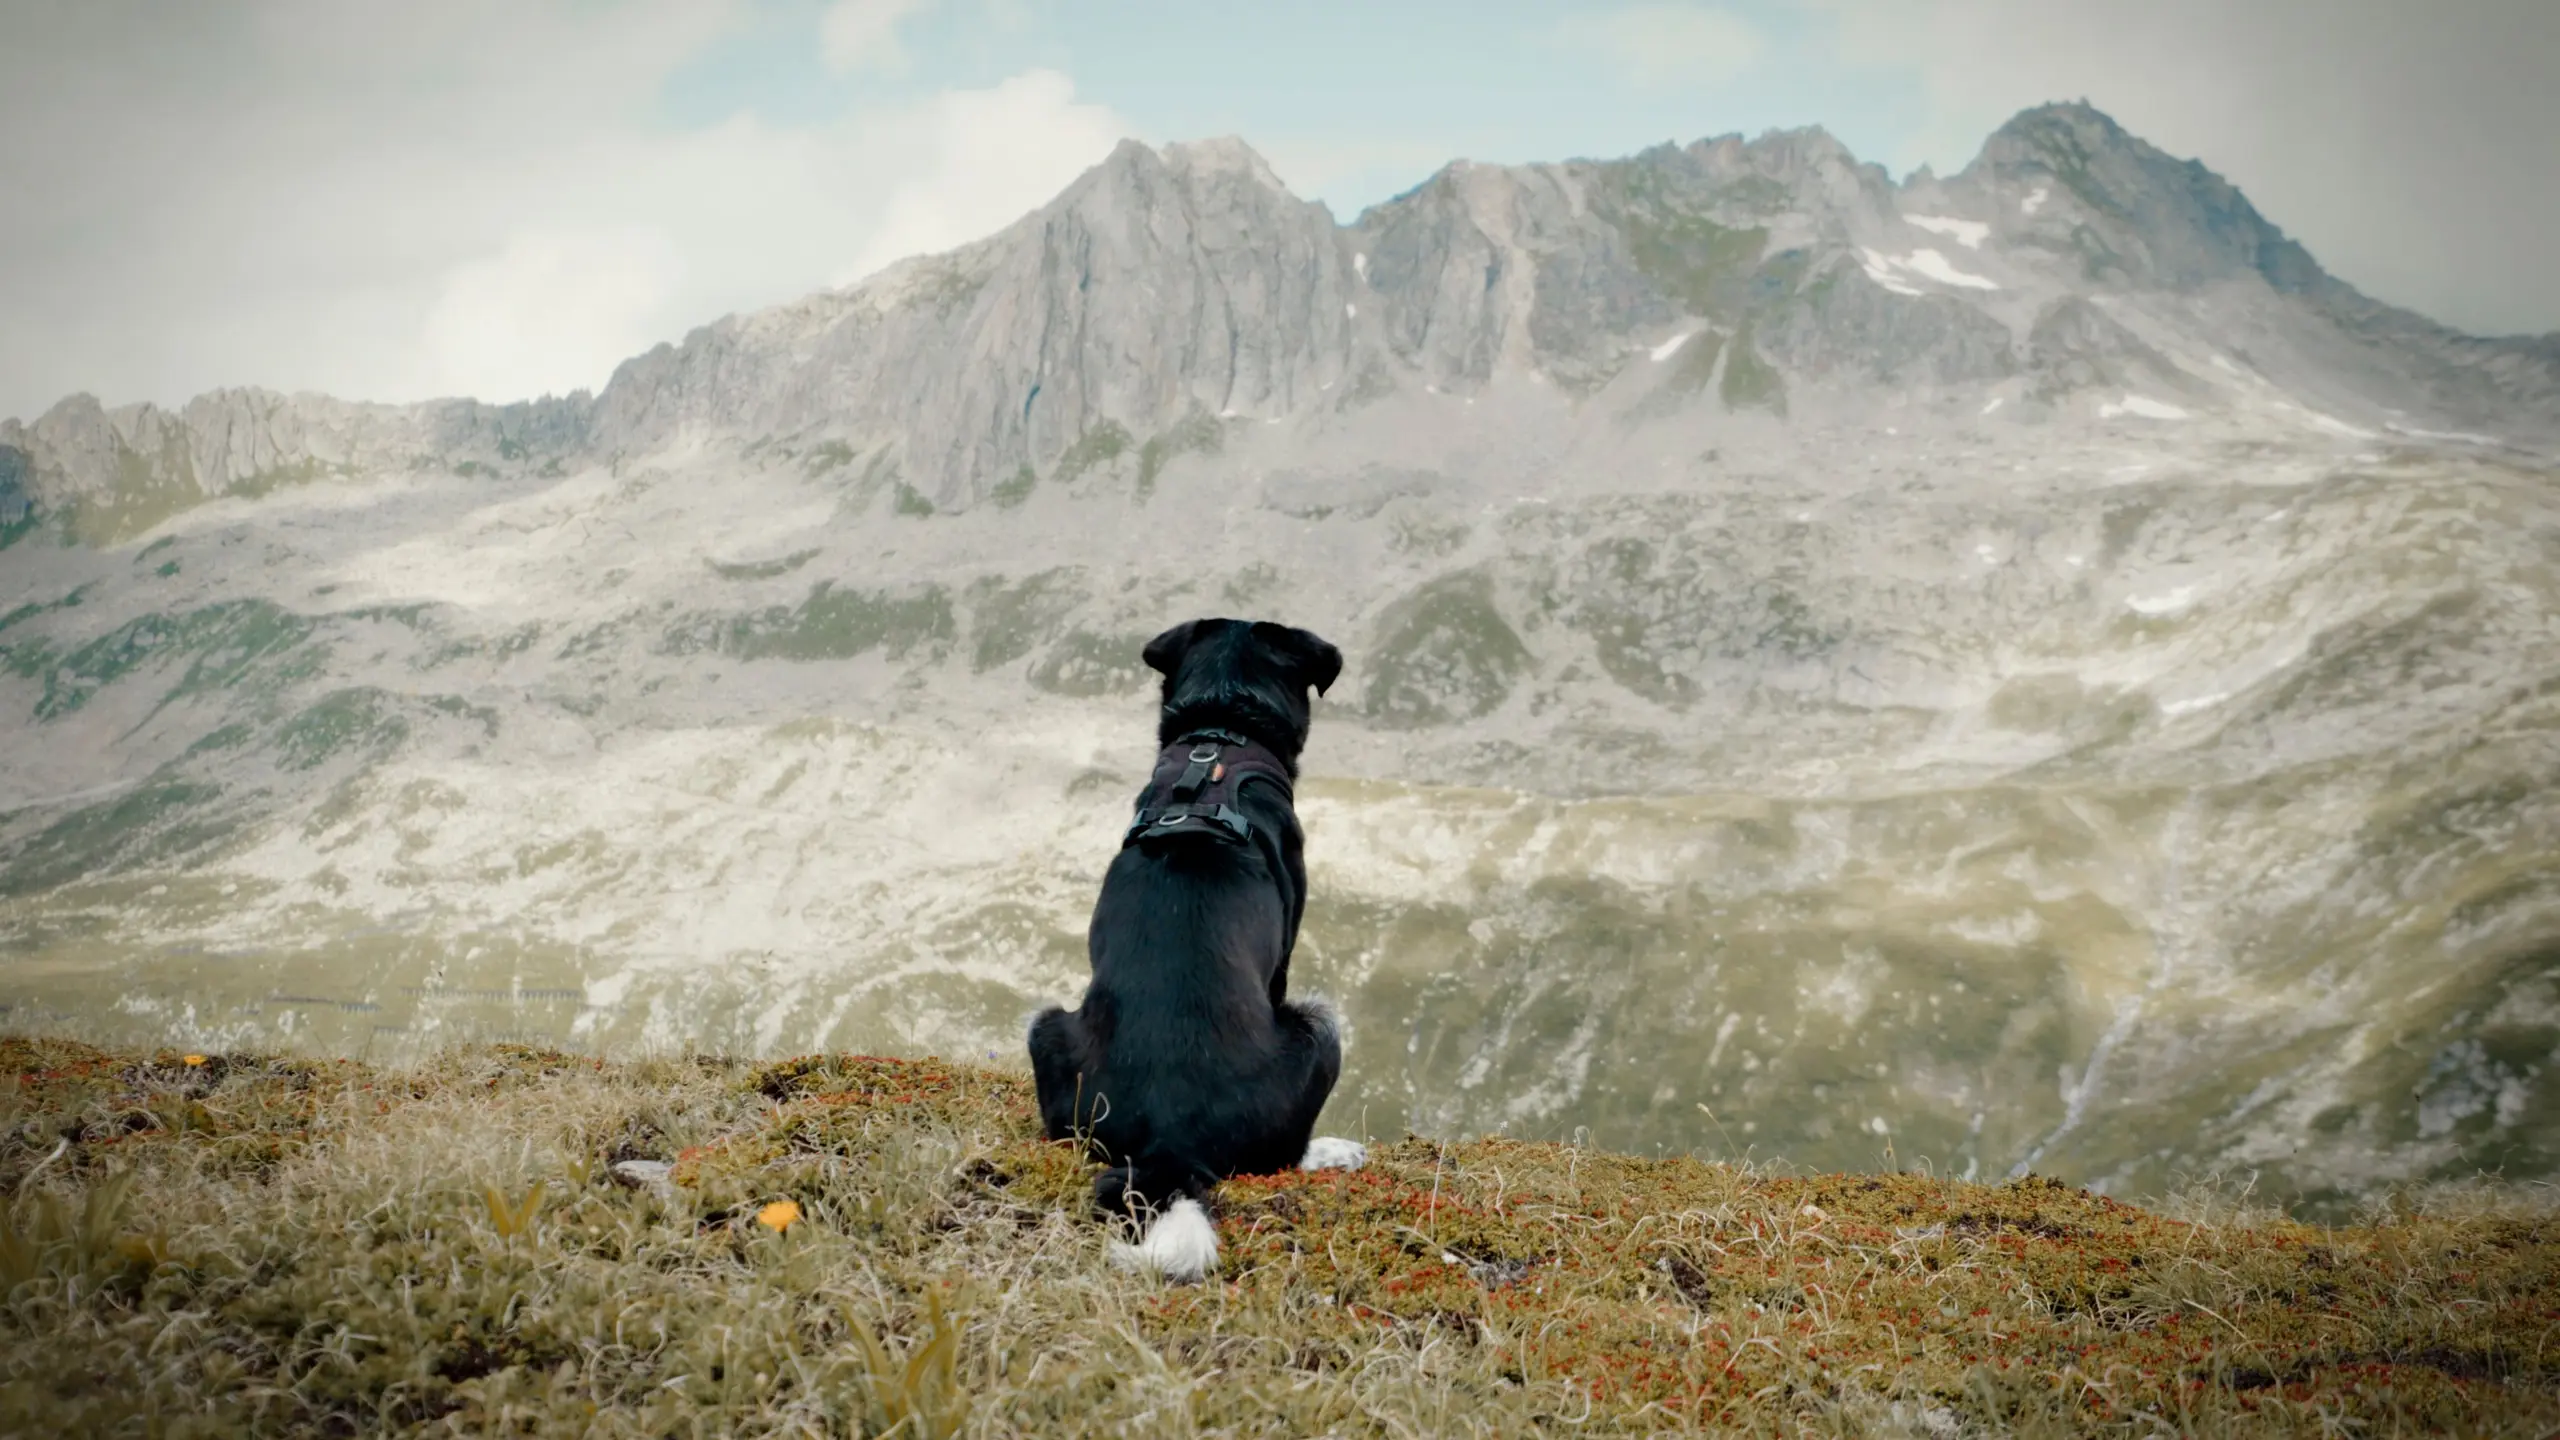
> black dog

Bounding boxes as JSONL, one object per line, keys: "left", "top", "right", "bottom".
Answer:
{"left": 1027, "top": 618, "right": 1366, "bottom": 1278}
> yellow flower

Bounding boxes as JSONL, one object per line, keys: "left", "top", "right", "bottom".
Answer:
{"left": 756, "top": 1200, "right": 802, "bottom": 1233}
{"left": 182, "top": 1054, "right": 207, "bottom": 1067}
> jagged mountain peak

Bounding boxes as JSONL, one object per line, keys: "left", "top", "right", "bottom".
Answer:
{"left": 1159, "top": 135, "right": 1293, "bottom": 191}
{"left": 1068, "top": 134, "right": 1302, "bottom": 211}
{"left": 5, "top": 100, "right": 2559, "bottom": 1223}
{"left": 8, "top": 103, "right": 2556, "bottom": 539}
{"left": 1966, "top": 100, "right": 2325, "bottom": 293}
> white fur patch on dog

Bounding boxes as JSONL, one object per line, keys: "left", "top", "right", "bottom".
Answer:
{"left": 1301, "top": 1136, "right": 1368, "bottom": 1171}
{"left": 1107, "top": 1197, "right": 1219, "bottom": 1281}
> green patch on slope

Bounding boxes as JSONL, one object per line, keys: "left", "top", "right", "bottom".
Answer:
{"left": 966, "top": 570, "right": 1085, "bottom": 673}
{"left": 802, "top": 441, "right": 857, "bottom": 477}
{"left": 1029, "top": 630, "right": 1153, "bottom": 697}
{"left": 226, "top": 458, "right": 355, "bottom": 501}
{"left": 4, "top": 600, "right": 323, "bottom": 724}
{"left": 1718, "top": 324, "right": 1787, "bottom": 414}
{"left": 1587, "top": 159, "right": 1770, "bottom": 319}
{"left": 707, "top": 549, "right": 821, "bottom": 582}
{"left": 1135, "top": 413, "right": 1223, "bottom": 499}
{"left": 1052, "top": 422, "right": 1132, "bottom": 485}
{"left": 1624, "top": 212, "right": 1768, "bottom": 315}
{"left": 273, "top": 688, "right": 411, "bottom": 772}
{"left": 0, "top": 777, "right": 235, "bottom": 897}
{"left": 0, "top": 505, "right": 47, "bottom": 553}
{"left": 1361, "top": 571, "right": 1533, "bottom": 728}
{"left": 989, "top": 465, "right": 1037, "bottom": 509}
{"left": 1554, "top": 533, "right": 1841, "bottom": 705}
{"left": 667, "top": 583, "right": 956, "bottom": 664}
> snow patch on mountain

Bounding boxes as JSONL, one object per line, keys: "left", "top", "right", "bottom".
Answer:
{"left": 2100, "top": 395, "right": 2190, "bottom": 421}
{"left": 1906, "top": 214, "right": 1990, "bottom": 250}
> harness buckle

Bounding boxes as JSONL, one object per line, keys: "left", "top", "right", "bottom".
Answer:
{"left": 1188, "top": 743, "right": 1220, "bottom": 763}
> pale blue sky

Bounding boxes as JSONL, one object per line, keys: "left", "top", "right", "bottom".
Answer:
{"left": 654, "top": 0, "right": 1933, "bottom": 215}
{"left": 3, "top": 0, "right": 2552, "bottom": 415}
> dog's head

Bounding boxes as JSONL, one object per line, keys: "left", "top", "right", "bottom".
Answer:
{"left": 1143, "top": 618, "right": 1343, "bottom": 764}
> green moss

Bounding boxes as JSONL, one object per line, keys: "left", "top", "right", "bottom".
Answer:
{"left": 0, "top": 585, "right": 91, "bottom": 649}
{"left": 803, "top": 441, "right": 857, "bottom": 477}
{"left": 183, "top": 722, "right": 252, "bottom": 756}
{"left": 892, "top": 484, "right": 936, "bottom": 518}
{"left": 1052, "top": 423, "right": 1132, "bottom": 485}
{"left": 1626, "top": 213, "right": 1768, "bottom": 315}
{"left": 1135, "top": 413, "right": 1223, "bottom": 499}
{"left": 707, "top": 549, "right": 820, "bottom": 582}
{"left": 1362, "top": 571, "right": 1532, "bottom": 728}
{"left": 1718, "top": 324, "right": 1787, "bottom": 414}
{"left": 0, "top": 505, "right": 45, "bottom": 552}
{"left": 273, "top": 688, "right": 411, "bottom": 772}
{"left": 1029, "top": 631, "right": 1153, "bottom": 697}
{"left": 989, "top": 465, "right": 1036, "bottom": 509}
{"left": 966, "top": 570, "right": 1083, "bottom": 673}
{"left": 669, "top": 582, "right": 956, "bottom": 664}
{"left": 226, "top": 457, "right": 350, "bottom": 501}
{"left": 8, "top": 600, "right": 322, "bottom": 723}
{"left": 0, "top": 777, "right": 232, "bottom": 895}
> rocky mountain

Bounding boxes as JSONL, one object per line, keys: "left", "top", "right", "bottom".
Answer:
{"left": 11, "top": 104, "right": 2552, "bottom": 529}
{"left": 3, "top": 103, "right": 2555, "bottom": 1217}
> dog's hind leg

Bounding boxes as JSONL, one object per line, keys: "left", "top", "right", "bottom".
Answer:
{"left": 1274, "top": 997, "right": 1365, "bottom": 1172}
{"left": 1026, "top": 1006, "right": 1096, "bottom": 1143}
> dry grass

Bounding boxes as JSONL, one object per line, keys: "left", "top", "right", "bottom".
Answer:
{"left": 1, "top": 1037, "right": 2553, "bottom": 1437}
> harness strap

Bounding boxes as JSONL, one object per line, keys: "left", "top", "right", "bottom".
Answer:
{"left": 1123, "top": 732, "right": 1291, "bottom": 851}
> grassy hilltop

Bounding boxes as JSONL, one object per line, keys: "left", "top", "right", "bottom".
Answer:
{"left": 1, "top": 1038, "right": 2553, "bottom": 1437}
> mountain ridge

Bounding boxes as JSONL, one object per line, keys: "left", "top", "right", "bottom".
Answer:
{"left": 5, "top": 101, "right": 2552, "bottom": 543}
{"left": 3, "top": 103, "right": 2556, "bottom": 1214}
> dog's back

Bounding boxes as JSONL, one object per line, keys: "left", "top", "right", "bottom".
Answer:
{"left": 1028, "top": 619, "right": 1362, "bottom": 1277}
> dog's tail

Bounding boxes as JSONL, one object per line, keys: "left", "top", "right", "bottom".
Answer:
{"left": 1097, "top": 1159, "right": 1219, "bottom": 1282}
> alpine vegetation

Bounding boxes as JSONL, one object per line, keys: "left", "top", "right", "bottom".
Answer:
{"left": 0, "top": 105, "right": 2555, "bottom": 1224}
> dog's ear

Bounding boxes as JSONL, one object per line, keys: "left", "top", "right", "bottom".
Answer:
{"left": 1142, "top": 620, "right": 1205, "bottom": 678}
{"left": 1251, "top": 622, "right": 1344, "bottom": 697}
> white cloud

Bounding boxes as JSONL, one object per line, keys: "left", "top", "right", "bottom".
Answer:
{"left": 838, "top": 71, "right": 1128, "bottom": 284}
{"left": 0, "top": 2, "right": 1133, "bottom": 414}
{"left": 1572, "top": 4, "right": 1767, "bottom": 88}
{"left": 419, "top": 229, "right": 686, "bottom": 402}
{"left": 819, "top": 0, "right": 937, "bottom": 75}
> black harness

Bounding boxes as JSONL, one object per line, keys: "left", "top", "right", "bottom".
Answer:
{"left": 1123, "top": 728, "right": 1293, "bottom": 851}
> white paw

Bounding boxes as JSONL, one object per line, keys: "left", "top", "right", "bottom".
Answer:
{"left": 1300, "top": 1136, "right": 1367, "bottom": 1172}
{"left": 1107, "top": 1197, "right": 1219, "bottom": 1281}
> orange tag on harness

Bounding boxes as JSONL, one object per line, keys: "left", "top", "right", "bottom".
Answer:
{"left": 1212, "top": 764, "right": 1225, "bottom": 780}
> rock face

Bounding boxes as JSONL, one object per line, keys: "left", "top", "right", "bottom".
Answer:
{"left": 12, "top": 103, "right": 2553, "bottom": 531}
{"left": 0, "top": 389, "right": 590, "bottom": 543}
{"left": 3, "top": 104, "right": 2558, "bottom": 1219}
{"left": 586, "top": 136, "right": 1362, "bottom": 509}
